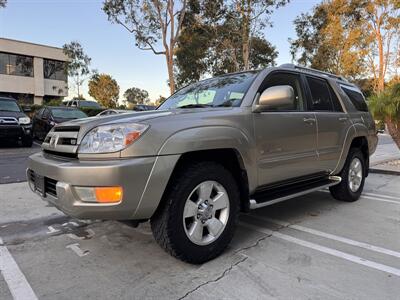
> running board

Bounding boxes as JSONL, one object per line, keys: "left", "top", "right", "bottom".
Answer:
{"left": 249, "top": 176, "right": 342, "bottom": 209}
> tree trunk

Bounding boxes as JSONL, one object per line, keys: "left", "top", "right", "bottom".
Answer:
{"left": 166, "top": 53, "right": 175, "bottom": 94}
{"left": 377, "top": 29, "right": 385, "bottom": 93}
{"left": 241, "top": 0, "right": 251, "bottom": 70}
{"left": 386, "top": 118, "right": 400, "bottom": 150}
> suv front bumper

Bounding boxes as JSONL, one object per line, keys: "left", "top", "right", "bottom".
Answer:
{"left": 27, "top": 152, "right": 157, "bottom": 220}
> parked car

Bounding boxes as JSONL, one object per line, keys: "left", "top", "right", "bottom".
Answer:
{"left": 63, "top": 100, "right": 101, "bottom": 109}
{"left": 27, "top": 64, "right": 377, "bottom": 264}
{"left": 133, "top": 104, "right": 156, "bottom": 111}
{"left": 32, "top": 106, "right": 88, "bottom": 140}
{"left": 0, "top": 97, "right": 33, "bottom": 147}
{"left": 96, "top": 109, "right": 131, "bottom": 116}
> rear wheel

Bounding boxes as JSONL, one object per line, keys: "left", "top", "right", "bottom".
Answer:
{"left": 150, "top": 161, "right": 240, "bottom": 264}
{"left": 329, "top": 148, "right": 366, "bottom": 202}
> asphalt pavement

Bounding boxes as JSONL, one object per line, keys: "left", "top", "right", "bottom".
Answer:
{"left": 0, "top": 134, "right": 399, "bottom": 299}
{"left": 0, "top": 173, "right": 399, "bottom": 299}
{"left": 0, "top": 142, "right": 41, "bottom": 184}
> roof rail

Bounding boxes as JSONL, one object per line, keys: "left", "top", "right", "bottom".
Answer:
{"left": 279, "top": 63, "right": 348, "bottom": 82}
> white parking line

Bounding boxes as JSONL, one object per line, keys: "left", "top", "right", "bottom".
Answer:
{"left": 250, "top": 215, "right": 400, "bottom": 259}
{"left": 0, "top": 238, "right": 38, "bottom": 300}
{"left": 363, "top": 192, "right": 400, "bottom": 201}
{"left": 319, "top": 190, "right": 400, "bottom": 205}
{"left": 240, "top": 223, "right": 400, "bottom": 277}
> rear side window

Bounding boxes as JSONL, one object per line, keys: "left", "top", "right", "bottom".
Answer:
{"left": 306, "top": 76, "right": 342, "bottom": 112}
{"left": 342, "top": 87, "right": 369, "bottom": 112}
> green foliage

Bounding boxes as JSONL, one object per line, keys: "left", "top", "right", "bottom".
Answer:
{"left": 175, "top": 0, "right": 282, "bottom": 87}
{"left": 123, "top": 87, "right": 149, "bottom": 105}
{"left": 63, "top": 41, "right": 92, "bottom": 97}
{"left": 88, "top": 73, "right": 120, "bottom": 108}
{"left": 368, "top": 84, "right": 400, "bottom": 122}
{"left": 43, "top": 98, "right": 62, "bottom": 106}
{"left": 290, "top": 0, "right": 368, "bottom": 79}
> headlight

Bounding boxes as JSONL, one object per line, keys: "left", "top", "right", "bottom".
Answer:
{"left": 78, "top": 123, "right": 149, "bottom": 154}
{"left": 18, "top": 117, "right": 31, "bottom": 125}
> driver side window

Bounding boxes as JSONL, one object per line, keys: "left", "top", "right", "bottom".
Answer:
{"left": 259, "top": 72, "right": 305, "bottom": 111}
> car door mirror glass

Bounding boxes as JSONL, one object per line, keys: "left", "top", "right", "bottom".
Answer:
{"left": 253, "top": 85, "right": 295, "bottom": 112}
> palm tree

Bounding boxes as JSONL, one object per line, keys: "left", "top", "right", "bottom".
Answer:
{"left": 369, "top": 83, "right": 400, "bottom": 149}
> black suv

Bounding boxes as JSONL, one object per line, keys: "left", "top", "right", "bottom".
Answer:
{"left": 0, "top": 97, "right": 33, "bottom": 147}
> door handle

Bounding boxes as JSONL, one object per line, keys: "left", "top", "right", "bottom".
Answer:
{"left": 303, "top": 117, "right": 316, "bottom": 124}
{"left": 339, "top": 117, "right": 348, "bottom": 122}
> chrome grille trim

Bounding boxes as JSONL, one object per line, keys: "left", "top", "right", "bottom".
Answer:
{"left": 42, "top": 126, "right": 80, "bottom": 154}
{"left": 0, "top": 117, "right": 18, "bottom": 125}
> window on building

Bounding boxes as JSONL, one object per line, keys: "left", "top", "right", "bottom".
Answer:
{"left": 0, "top": 52, "right": 33, "bottom": 77}
{"left": 43, "top": 59, "right": 67, "bottom": 81}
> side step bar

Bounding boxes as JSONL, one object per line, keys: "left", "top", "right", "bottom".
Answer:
{"left": 249, "top": 176, "right": 341, "bottom": 210}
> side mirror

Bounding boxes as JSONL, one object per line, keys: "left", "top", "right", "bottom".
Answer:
{"left": 253, "top": 85, "right": 295, "bottom": 112}
{"left": 22, "top": 106, "right": 32, "bottom": 113}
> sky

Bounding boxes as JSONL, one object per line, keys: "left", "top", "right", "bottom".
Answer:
{"left": 0, "top": 0, "right": 319, "bottom": 101}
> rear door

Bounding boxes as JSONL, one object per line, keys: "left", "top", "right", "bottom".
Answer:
{"left": 304, "top": 75, "right": 351, "bottom": 172}
{"left": 254, "top": 71, "right": 319, "bottom": 186}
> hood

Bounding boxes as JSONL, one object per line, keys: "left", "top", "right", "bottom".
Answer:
{"left": 53, "top": 110, "right": 174, "bottom": 136}
{"left": 0, "top": 111, "right": 27, "bottom": 119}
{"left": 53, "top": 108, "right": 234, "bottom": 139}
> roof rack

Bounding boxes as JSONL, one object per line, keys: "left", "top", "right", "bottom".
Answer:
{"left": 279, "top": 64, "right": 348, "bottom": 82}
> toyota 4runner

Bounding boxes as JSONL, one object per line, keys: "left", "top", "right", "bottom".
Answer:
{"left": 27, "top": 64, "right": 378, "bottom": 263}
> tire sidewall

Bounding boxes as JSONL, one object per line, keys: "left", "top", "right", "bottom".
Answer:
{"left": 343, "top": 149, "right": 365, "bottom": 200}
{"left": 167, "top": 163, "right": 239, "bottom": 261}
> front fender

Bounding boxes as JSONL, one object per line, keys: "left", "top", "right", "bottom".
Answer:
{"left": 159, "top": 126, "right": 257, "bottom": 191}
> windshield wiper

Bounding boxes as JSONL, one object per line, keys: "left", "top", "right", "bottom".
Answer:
{"left": 177, "top": 104, "right": 212, "bottom": 109}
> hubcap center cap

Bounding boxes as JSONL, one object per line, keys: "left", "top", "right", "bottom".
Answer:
{"left": 198, "top": 203, "right": 213, "bottom": 221}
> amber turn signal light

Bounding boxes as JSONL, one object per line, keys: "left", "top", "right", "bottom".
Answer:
{"left": 94, "top": 187, "right": 123, "bottom": 203}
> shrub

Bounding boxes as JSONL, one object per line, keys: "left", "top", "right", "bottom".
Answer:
{"left": 368, "top": 83, "right": 400, "bottom": 149}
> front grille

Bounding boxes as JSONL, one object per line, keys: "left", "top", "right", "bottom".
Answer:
{"left": 59, "top": 137, "right": 77, "bottom": 146}
{"left": 27, "top": 169, "right": 35, "bottom": 183}
{"left": 28, "top": 169, "right": 58, "bottom": 198}
{"left": 45, "top": 177, "right": 58, "bottom": 197}
{"left": 42, "top": 126, "right": 80, "bottom": 157}
{"left": 43, "top": 149, "right": 78, "bottom": 159}
{"left": 54, "top": 126, "right": 80, "bottom": 132}
{"left": 0, "top": 117, "right": 18, "bottom": 125}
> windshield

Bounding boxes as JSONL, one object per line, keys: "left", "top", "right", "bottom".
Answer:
{"left": 159, "top": 72, "right": 258, "bottom": 110}
{"left": 80, "top": 101, "right": 100, "bottom": 108}
{"left": 51, "top": 108, "right": 88, "bottom": 119}
{"left": 0, "top": 100, "right": 21, "bottom": 112}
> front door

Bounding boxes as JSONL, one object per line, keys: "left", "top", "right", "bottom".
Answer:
{"left": 254, "top": 72, "right": 319, "bottom": 186}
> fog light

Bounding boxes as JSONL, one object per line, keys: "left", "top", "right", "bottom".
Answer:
{"left": 74, "top": 186, "right": 123, "bottom": 203}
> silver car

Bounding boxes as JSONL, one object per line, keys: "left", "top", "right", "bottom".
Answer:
{"left": 27, "top": 64, "right": 378, "bottom": 263}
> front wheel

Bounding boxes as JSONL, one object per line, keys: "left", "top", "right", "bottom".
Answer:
{"left": 21, "top": 135, "right": 33, "bottom": 147}
{"left": 150, "top": 161, "right": 240, "bottom": 264}
{"left": 330, "top": 148, "right": 366, "bottom": 202}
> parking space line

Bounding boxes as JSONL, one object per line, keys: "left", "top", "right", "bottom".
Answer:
{"left": 250, "top": 215, "right": 400, "bottom": 259}
{"left": 0, "top": 238, "right": 38, "bottom": 300}
{"left": 240, "top": 223, "right": 400, "bottom": 277}
{"left": 363, "top": 192, "right": 400, "bottom": 201}
{"left": 361, "top": 196, "right": 400, "bottom": 205}
{"left": 319, "top": 190, "right": 400, "bottom": 205}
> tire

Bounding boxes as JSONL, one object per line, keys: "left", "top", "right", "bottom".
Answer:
{"left": 21, "top": 136, "right": 33, "bottom": 147}
{"left": 329, "top": 148, "right": 366, "bottom": 202}
{"left": 150, "top": 161, "right": 240, "bottom": 264}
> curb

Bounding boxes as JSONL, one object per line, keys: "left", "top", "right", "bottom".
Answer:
{"left": 369, "top": 168, "right": 400, "bottom": 176}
